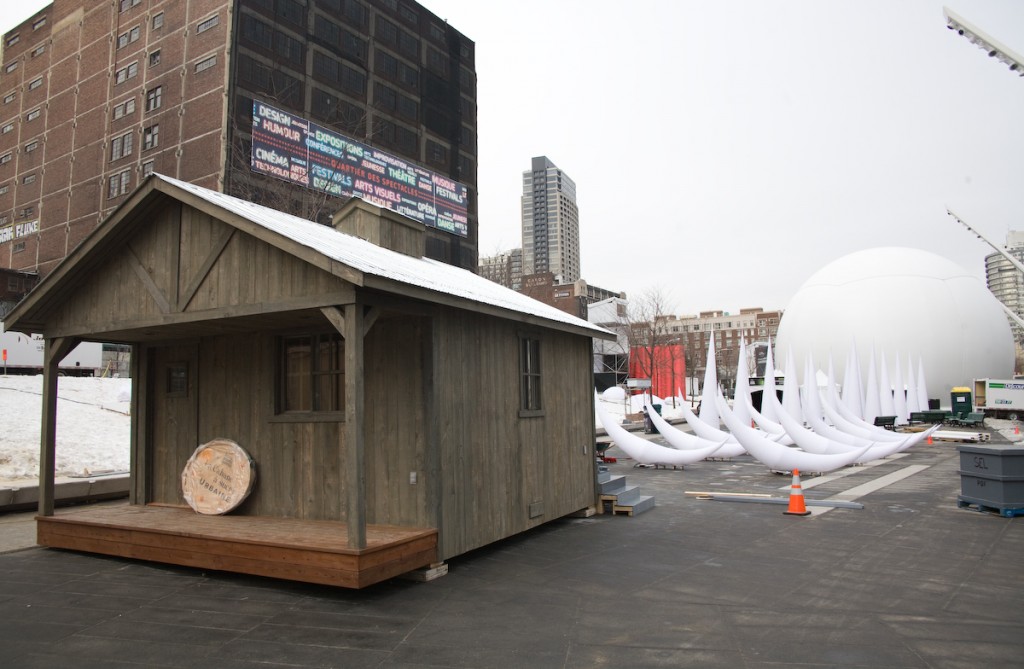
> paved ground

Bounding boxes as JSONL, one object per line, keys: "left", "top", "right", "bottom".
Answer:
{"left": 1, "top": 430, "right": 1022, "bottom": 668}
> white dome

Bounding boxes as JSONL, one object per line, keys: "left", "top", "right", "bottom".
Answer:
{"left": 776, "top": 247, "right": 1013, "bottom": 404}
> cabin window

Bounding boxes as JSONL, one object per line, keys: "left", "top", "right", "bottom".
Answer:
{"left": 166, "top": 362, "right": 189, "bottom": 397}
{"left": 519, "top": 336, "right": 543, "bottom": 416}
{"left": 280, "top": 333, "right": 344, "bottom": 413}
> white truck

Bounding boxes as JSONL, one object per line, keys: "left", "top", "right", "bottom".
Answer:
{"left": 973, "top": 379, "right": 1024, "bottom": 420}
{"left": 0, "top": 329, "right": 104, "bottom": 376}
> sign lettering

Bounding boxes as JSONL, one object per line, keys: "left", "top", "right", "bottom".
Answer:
{"left": 251, "top": 100, "right": 469, "bottom": 237}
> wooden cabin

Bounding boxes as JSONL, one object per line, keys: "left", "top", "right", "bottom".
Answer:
{"left": 4, "top": 175, "right": 613, "bottom": 588}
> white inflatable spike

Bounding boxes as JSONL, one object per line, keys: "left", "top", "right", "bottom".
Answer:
{"left": 878, "top": 350, "right": 896, "bottom": 418}
{"left": 822, "top": 391, "right": 906, "bottom": 442}
{"left": 893, "top": 352, "right": 908, "bottom": 425}
{"left": 644, "top": 400, "right": 746, "bottom": 458}
{"left": 698, "top": 331, "right": 720, "bottom": 428}
{"left": 732, "top": 339, "right": 753, "bottom": 427}
{"left": 906, "top": 355, "right": 921, "bottom": 415}
{"left": 716, "top": 392, "right": 870, "bottom": 473}
{"left": 782, "top": 348, "right": 802, "bottom": 421}
{"left": 842, "top": 341, "right": 865, "bottom": 420}
{"left": 596, "top": 396, "right": 723, "bottom": 466}
{"left": 863, "top": 347, "right": 881, "bottom": 424}
{"left": 760, "top": 337, "right": 779, "bottom": 423}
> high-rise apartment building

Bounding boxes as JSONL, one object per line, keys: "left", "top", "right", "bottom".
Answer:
{"left": 0, "top": 0, "right": 477, "bottom": 278}
{"left": 985, "top": 231, "right": 1024, "bottom": 342}
{"left": 521, "top": 155, "right": 579, "bottom": 283}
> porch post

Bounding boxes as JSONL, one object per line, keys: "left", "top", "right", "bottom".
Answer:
{"left": 343, "top": 303, "right": 366, "bottom": 549}
{"left": 38, "top": 337, "right": 78, "bottom": 517}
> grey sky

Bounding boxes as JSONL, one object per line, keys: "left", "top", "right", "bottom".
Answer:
{"left": 423, "top": 0, "right": 1024, "bottom": 314}
{"left": 6, "top": 1, "right": 1023, "bottom": 316}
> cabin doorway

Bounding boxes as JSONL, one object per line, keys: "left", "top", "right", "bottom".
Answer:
{"left": 147, "top": 343, "right": 198, "bottom": 505}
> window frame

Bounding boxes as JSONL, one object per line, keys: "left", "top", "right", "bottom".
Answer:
{"left": 142, "top": 123, "right": 159, "bottom": 150}
{"left": 274, "top": 331, "right": 346, "bottom": 421}
{"left": 518, "top": 333, "right": 544, "bottom": 417}
{"left": 145, "top": 85, "right": 162, "bottom": 112}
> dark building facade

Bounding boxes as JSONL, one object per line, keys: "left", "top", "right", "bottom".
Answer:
{"left": 0, "top": 0, "right": 477, "bottom": 278}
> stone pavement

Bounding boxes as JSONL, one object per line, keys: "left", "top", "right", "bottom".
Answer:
{"left": 1, "top": 431, "right": 1022, "bottom": 668}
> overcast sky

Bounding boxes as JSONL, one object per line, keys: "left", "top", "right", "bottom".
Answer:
{"left": 6, "top": 1, "right": 1024, "bottom": 316}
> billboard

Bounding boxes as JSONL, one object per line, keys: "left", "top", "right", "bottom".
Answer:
{"left": 250, "top": 100, "right": 468, "bottom": 237}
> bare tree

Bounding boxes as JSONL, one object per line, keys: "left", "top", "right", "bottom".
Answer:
{"left": 621, "top": 287, "right": 677, "bottom": 401}
{"left": 717, "top": 346, "right": 739, "bottom": 399}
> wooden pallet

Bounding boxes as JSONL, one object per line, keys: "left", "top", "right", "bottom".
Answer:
{"left": 956, "top": 498, "right": 1024, "bottom": 518}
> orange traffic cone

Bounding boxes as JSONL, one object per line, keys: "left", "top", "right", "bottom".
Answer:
{"left": 784, "top": 468, "right": 811, "bottom": 516}
{"left": 926, "top": 435, "right": 933, "bottom": 445}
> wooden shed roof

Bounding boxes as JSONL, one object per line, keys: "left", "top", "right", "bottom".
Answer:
{"left": 4, "top": 175, "right": 614, "bottom": 341}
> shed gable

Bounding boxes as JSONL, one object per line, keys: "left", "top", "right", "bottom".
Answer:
{"left": 42, "top": 200, "right": 354, "bottom": 339}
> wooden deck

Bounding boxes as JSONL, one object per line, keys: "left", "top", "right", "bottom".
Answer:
{"left": 36, "top": 504, "right": 438, "bottom": 589}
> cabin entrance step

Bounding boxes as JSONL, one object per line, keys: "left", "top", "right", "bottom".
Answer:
{"left": 597, "top": 472, "right": 655, "bottom": 516}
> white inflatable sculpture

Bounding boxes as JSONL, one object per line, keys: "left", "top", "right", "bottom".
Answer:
{"left": 596, "top": 396, "right": 723, "bottom": 466}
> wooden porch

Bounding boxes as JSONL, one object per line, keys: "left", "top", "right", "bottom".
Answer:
{"left": 36, "top": 504, "right": 438, "bottom": 589}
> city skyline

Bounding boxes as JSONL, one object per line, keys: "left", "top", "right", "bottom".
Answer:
{"left": 5, "top": 1, "right": 1024, "bottom": 316}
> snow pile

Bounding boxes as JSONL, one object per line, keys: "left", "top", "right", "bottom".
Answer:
{"left": 0, "top": 376, "right": 131, "bottom": 482}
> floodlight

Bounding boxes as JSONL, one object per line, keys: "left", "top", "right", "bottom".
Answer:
{"left": 944, "top": 6, "right": 1024, "bottom": 77}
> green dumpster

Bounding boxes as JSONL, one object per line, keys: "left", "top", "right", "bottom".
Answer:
{"left": 951, "top": 387, "right": 973, "bottom": 418}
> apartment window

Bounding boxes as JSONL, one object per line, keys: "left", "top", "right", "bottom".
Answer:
{"left": 30, "top": 45, "right": 45, "bottom": 58}
{"left": 24, "top": 140, "right": 38, "bottom": 153}
{"left": 196, "top": 15, "right": 219, "bottom": 34}
{"left": 108, "top": 169, "right": 131, "bottom": 198}
{"left": 143, "top": 124, "right": 158, "bottom": 150}
{"left": 279, "top": 333, "right": 343, "bottom": 413}
{"left": 241, "top": 14, "right": 273, "bottom": 50}
{"left": 519, "top": 336, "right": 542, "bottom": 414}
{"left": 142, "top": 160, "right": 154, "bottom": 177}
{"left": 145, "top": 85, "right": 162, "bottom": 111}
{"left": 19, "top": 206, "right": 32, "bottom": 217}
{"left": 4, "top": 62, "right": 17, "bottom": 74}
{"left": 28, "top": 77, "right": 43, "bottom": 91}
{"left": 2, "top": 93, "right": 14, "bottom": 104}
{"left": 26, "top": 108, "right": 40, "bottom": 121}
{"left": 152, "top": 12, "right": 164, "bottom": 30}
{"left": 12, "top": 241, "right": 24, "bottom": 253}
{"left": 426, "top": 140, "right": 448, "bottom": 165}
{"left": 5, "top": 35, "right": 18, "bottom": 48}
{"left": 113, "top": 98, "right": 136, "bottom": 119}
{"left": 32, "top": 17, "right": 46, "bottom": 31}
{"left": 0, "top": 152, "right": 11, "bottom": 164}
{"left": 117, "top": 25, "right": 140, "bottom": 49}
{"left": 276, "top": 0, "right": 304, "bottom": 26}
{"left": 119, "top": 0, "right": 141, "bottom": 12}
{"left": 1, "top": 123, "right": 12, "bottom": 134}
{"left": 114, "top": 62, "right": 138, "bottom": 85}
{"left": 149, "top": 49, "right": 161, "bottom": 67}
{"left": 194, "top": 55, "right": 217, "bottom": 73}
{"left": 22, "top": 173, "right": 36, "bottom": 184}
{"left": 0, "top": 184, "right": 9, "bottom": 195}
{"left": 111, "top": 131, "right": 133, "bottom": 160}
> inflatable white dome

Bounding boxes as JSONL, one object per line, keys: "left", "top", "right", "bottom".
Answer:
{"left": 775, "top": 247, "right": 1013, "bottom": 405}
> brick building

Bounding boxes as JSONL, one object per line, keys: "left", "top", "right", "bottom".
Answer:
{"left": 663, "top": 307, "right": 783, "bottom": 395}
{"left": 0, "top": 0, "right": 477, "bottom": 278}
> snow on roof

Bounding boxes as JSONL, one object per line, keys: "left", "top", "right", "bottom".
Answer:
{"left": 157, "top": 175, "right": 610, "bottom": 337}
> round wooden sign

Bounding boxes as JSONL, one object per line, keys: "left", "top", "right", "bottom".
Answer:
{"left": 181, "top": 439, "right": 256, "bottom": 515}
